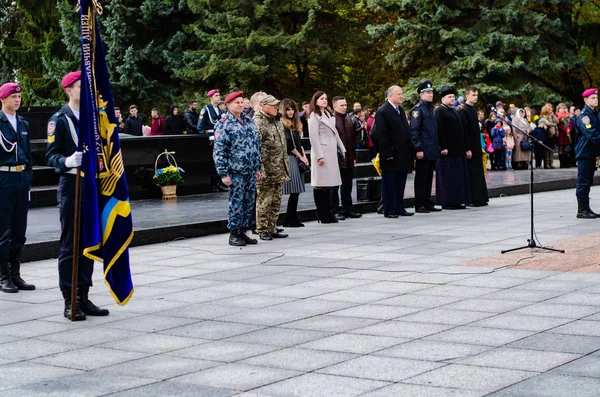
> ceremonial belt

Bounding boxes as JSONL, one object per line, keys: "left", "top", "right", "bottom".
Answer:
{"left": 0, "top": 165, "right": 25, "bottom": 172}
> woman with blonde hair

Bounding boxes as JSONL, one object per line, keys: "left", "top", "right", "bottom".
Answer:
{"left": 540, "top": 104, "right": 558, "bottom": 168}
{"left": 280, "top": 98, "right": 308, "bottom": 227}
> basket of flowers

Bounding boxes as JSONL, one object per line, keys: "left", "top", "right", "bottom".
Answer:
{"left": 154, "top": 150, "right": 184, "bottom": 199}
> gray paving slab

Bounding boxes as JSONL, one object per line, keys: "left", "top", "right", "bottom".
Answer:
{"left": 240, "top": 347, "right": 356, "bottom": 372}
{"left": 547, "top": 320, "right": 600, "bottom": 337}
{"left": 550, "top": 354, "right": 600, "bottom": 378}
{"left": 471, "top": 313, "right": 573, "bottom": 332}
{"left": 159, "top": 320, "right": 264, "bottom": 340}
{"left": 253, "top": 373, "right": 391, "bottom": 397}
{"left": 373, "top": 340, "right": 492, "bottom": 362}
{"left": 223, "top": 327, "right": 333, "bottom": 348}
{"left": 457, "top": 347, "right": 580, "bottom": 372}
{"left": 299, "top": 333, "right": 407, "bottom": 354}
{"left": 106, "top": 381, "right": 235, "bottom": 397}
{"left": 404, "top": 364, "right": 535, "bottom": 393}
{"left": 99, "top": 333, "right": 207, "bottom": 354}
{"left": 317, "top": 355, "right": 444, "bottom": 382}
{"left": 0, "top": 362, "right": 83, "bottom": 391}
{"left": 488, "top": 373, "right": 600, "bottom": 397}
{"left": 167, "top": 340, "right": 280, "bottom": 363}
{"left": 512, "top": 303, "right": 599, "bottom": 319}
{"left": 361, "top": 383, "right": 484, "bottom": 397}
{"left": 425, "top": 326, "right": 535, "bottom": 347}
{"left": 398, "top": 308, "right": 495, "bottom": 325}
{"left": 507, "top": 333, "right": 600, "bottom": 354}
{"left": 350, "top": 320, "right": 455, "bottom": 339}
{"left": 96, "top": 354, "right": 219, "bottom": 380}
{"left": 278, "top": 314, "right": 381, "bottom": 332}
{"left": 172, "top": 363, "right": 301, "bottom": 390}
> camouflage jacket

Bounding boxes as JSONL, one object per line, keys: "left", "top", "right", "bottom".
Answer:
{"left": 213, "top": 112, "right": 262, "bottom": 176}
{"left": 254, "top": 110, "right": 290, "bottom": 184}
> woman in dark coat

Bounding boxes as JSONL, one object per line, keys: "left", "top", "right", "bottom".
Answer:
{"left": 280, "top": 99, "right": 308, "bottom": 227}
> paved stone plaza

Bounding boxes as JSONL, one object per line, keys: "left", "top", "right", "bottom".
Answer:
{"left": 1, "top": 187, "right": 600, "bottom": 396}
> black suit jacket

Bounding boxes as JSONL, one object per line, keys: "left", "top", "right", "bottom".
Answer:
{"left": 375, "top": 101, "right": 413, "bottom": 171}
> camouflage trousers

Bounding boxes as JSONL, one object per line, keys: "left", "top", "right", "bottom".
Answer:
{"left": 256, "top": 182, "right": 283, "bottom": 235}
{"left": 227, "top": 173, "right": 257, "bottom": 231}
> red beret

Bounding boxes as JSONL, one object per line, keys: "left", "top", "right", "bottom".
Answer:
{"left": 207, "top": 89, "right": 219, "bottom": 98}
{"left": 582, "top": 88, "right": 598, "bottom": 98}
{"left": 225, "top": 91, "right": 243, "bottom": 104}
{"left": 61, "top": 71, "right": 81, "bottom": 88}
{"left": 0, "top": 83, "right": 22, "bottom": 98}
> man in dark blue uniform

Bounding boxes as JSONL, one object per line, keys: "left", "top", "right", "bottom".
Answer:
{"left": 0, "top": 83, "right": 35, "bottom": 293}
{"left": 198, "top": 89, "right": 228, "bottom": 192}
{"left": 574, "top": 88, "right": 600, "bottom": 219}
{"left": 46, "top": 71, "right": 109, "bottom": 320}
{"left": 410, "top": 80, "right": 441, "bottom": 213}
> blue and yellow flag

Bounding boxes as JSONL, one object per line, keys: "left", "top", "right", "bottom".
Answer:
{"left": 79, "top": 0, "right": 134, "bottom": 305}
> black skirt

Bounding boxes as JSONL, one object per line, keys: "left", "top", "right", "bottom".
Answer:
{"left": 436, "top": 156, "right": 472, "bottom": 206}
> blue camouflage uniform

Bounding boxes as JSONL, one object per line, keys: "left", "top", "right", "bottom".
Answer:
{"left": 213, "top": 112, "right": 262, "bottom": 231}
{"left": 574, "top": 105, "right": 600, "bottom": 201}
{"left": 46, "top": 104, "right": 94, "bottom": 290}
{"left": 0, "top": 110, "right": 33, "bottom": 272}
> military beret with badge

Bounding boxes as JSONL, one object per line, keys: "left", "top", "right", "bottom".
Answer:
{"left": 0, "top": 83, "right": 23, "bottom": 98}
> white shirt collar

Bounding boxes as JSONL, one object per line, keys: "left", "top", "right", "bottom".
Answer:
{"left": 69, "top": 106, "right": 80, "bottom": 120}
{"left": 5, "top": 112, "right": 17, "bottom": 132}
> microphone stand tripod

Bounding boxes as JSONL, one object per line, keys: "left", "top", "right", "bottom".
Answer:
{"left": 500, "top": 116, "right": 565, "bottom": 254}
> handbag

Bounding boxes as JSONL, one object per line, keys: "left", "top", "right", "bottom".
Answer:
{"left": 371, "top": 153, "right": 382, "bottom": 176}
{"left": 290, "top": 130, "right": 310, "bottom": 174}
{"left": 337, "top": 147, "right": 345, "bottom": 164}
{"left": 520, "top": 139, "right": 532, "bottom": 151}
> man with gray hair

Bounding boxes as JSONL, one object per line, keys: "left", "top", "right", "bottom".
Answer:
{"left": 246, "top": 92, "right": 267, "bottom": 119}
{"left": 375, "top": 85, "right": 414, "bottom": 218}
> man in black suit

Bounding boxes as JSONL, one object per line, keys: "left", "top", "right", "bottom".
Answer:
{"left": 375, "top": 85, "right": 414, "bottom": 218}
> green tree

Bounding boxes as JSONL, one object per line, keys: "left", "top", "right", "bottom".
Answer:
{"left": 367, "top": 0, "right": 587, "bottom": 106}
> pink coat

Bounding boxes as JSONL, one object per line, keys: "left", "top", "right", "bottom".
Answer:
{"left": 308, "top": 112, "right": 346, "bottom": 187}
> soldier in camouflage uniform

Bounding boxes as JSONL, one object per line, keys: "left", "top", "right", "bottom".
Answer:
{"left": 213, "top": 91, "right": 263, "bottom": 246}
{"left": 254, "top": 95, "right": 291, "bottom": 240}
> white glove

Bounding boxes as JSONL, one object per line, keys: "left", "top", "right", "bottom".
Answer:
{"left": 65, "top": 151, "right": 83, "bottom": 168}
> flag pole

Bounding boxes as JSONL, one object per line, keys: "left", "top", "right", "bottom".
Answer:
{"left": 70, "top": 167, "right": 82, "bottom": 321}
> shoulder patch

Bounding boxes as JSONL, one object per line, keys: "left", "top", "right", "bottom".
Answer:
{"left": 412, "top": 110, "right": 419, "bottom": 119}
{"left": 47, "top": 121, "right": 56, "bottom": 136}
{"left": 582, "top": 116, "right": 591, "bottom": 125}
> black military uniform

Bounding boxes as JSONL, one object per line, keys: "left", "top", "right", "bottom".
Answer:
{"left": 410, "top": 80, "right": 440, "bottom": 213}
{"left": 0, "top": 83, "right": 36, "bottom": 293}
{"left": 46, "top": 101, "right": 109, "bottom": 320}
{"left": 574, "top": 88, "right": 600, "bottom": 218}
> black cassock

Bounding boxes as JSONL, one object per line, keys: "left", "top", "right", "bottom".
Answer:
{"left": 460, "top": 103, "right": 489, "bottom": 206}
{"left": 435, "top": 104, "right": 471, "bottom": 207}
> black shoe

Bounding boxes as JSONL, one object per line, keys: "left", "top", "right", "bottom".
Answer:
{"left": 426, "top": 206, "right": 442, "bottom": 212}
{"left": 332, "top": 213, "right": 346, "bottom": 221}
{"left": 271, "top": 232, "right": 288, "bottom": 238}
{"left": 328, "top": 216, "right": 339, "bottom": 223}
{"left": 276, "top": 226, "right": 285, "bottom": 232}
{"left": 399, "top": 211, "right": 414, "bottom": 216}
{"left": 384, "top": 214, "right": 399, "bottom": 218}
{"left": 62, "top": 289, "right": 86, "bottom": 321}
{"left": 0, "top": 263, "right": 18, "bottom": 293}
{"left": 259, "top": 233, "right": 273, "bottom": 241}
{"left": 229, "top": 230, "right": 247, "bottom": 246}
{"left": 283, "top": 221, "right": 305, "bottom": 228}
{"left": 240, "top": 231, "right": 258, "bottom": 245}
{"left": 10, "top": 263, "right": 35, "bottom": 290}
{"left": 251, "top": 229, "right": 258, "bottom": 235}
{"left": 343, "top": 211, "right": 362, "bottom": 218}
{"left": 577, "top": 200, "right": 596, "bottom": 219}
{"left": 78, "top": 286, "right": 110, "bottom": 316}
{"left": 377, "top": 209, "right": 384, "bottom": 214}
{"left": 415, "top": 206, "right": 430, "bottom": 213}
{"left": 443, "top": 205, "right": 466, "bottom": 210}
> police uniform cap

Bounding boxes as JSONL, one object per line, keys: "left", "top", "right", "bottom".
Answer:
{"left": 61, "top": 71, "right": 81, "bottom": 88}
{"left": 417, "top": 80, "right": 434, "bottom": 93}
{"left": 0, "top": 82, "right": 22, "bottom": 98}
{"left": 207, "top": 89, "right": 219, "bottom": 98}
{"left": 225, "top": 91, "right": 243, "bottom": 104}
{"left": 440, "top": 86, "right": 455, "bottom": 98}
{"left": 582, "top": 88, "right": 598, "bottom": 98}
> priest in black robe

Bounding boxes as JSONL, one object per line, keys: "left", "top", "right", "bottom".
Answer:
{"left": 459, "top": 86, "right": 489, "bottom": 206}
{"left": 435, "top": 86, "right": 471, "bottom": 209}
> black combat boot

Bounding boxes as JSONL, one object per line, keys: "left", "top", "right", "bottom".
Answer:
{"left": 229, "top": 230, "right": 246, "bottom": 246}
{"left": 588, "top": 202, "right": 600, "bottom": 217}
{"left": 577, "top": 200, "right": 596, "bottom": 219}
{"left": 0, "top": 262, "right": 18, "bottom": 293}
{"left": 62, "top": 288, "right": 86, "bottom": 321}
{"left": 240, "top": 230, "right": 258, "bottom": 245}
{"left": 10, "top": 262, "right": 36, "bottom": 290}
{"left": 78, "top": 286, "right": 109, "bottom": 316}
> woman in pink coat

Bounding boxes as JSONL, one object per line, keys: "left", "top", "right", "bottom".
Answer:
{"left": 308, "top": 91, "right": 346, "bottom": 223}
